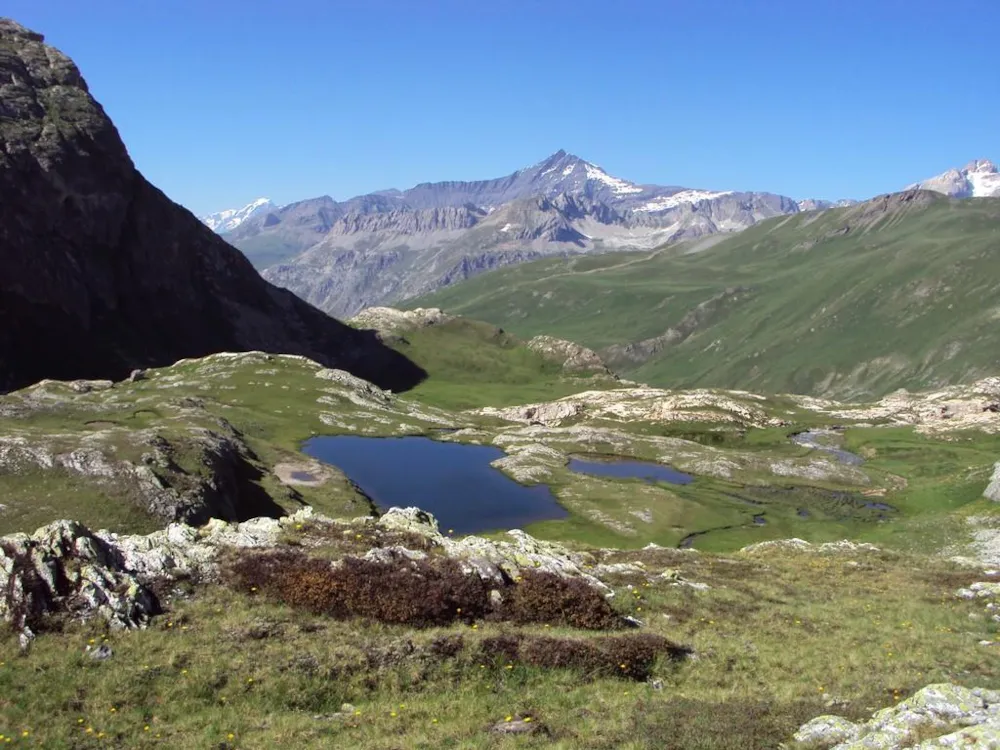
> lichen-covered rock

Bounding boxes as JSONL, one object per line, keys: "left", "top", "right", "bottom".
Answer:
{"left": 796, "top": 377, "right": 1000, "bottom": 436}
{"left": 791, "top": 684, "right": 1000, "bottom": 749}
{"left": 984, "top": 462, "right": 1000, "bottom": 502}
{"left": 476, "top": 387, "right": 782, "bottom": 429}
{"left": 489, "top": 442, "right": 566, "bottom": 483}
{"left": 376, "top": 507, "right": 611, "bottom": 592}
{"left": 0, "top": 509, "right": 321, "bottom": 644}
{"left": 793, "top": 715, "right": 861, "bottom": 748}
{"left": 0, "top": 520, "right": 159, "bottom": 645}
{"left": 955, "top": 582, "right": 1000, "bottom": 600}
{"left": 316, "top": 368, "right": 393, "bottom": 404}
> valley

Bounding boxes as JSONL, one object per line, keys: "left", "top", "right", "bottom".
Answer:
{"left": 2, "top": 14, "right": 1000, "bottom": 750}
{"left": 2, "top": 313, "right": 1000, "bottom": 748}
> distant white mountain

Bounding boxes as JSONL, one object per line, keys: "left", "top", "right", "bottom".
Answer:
{"left": 201, "top": 197, "right": 275, "bottom": 233}
{"left": 907, "top": 159, "right": 1000, "bottom": 198}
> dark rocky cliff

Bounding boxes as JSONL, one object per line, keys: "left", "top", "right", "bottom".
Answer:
{"left": 0, "top": 19, "right": 424, "bottom": 393}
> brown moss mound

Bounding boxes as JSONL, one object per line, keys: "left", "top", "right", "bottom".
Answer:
{"left": 226, "top": 550, "right": 629, "bottom": 631}
{"left": 478, "top": 632, "right": 690, "bottom": 681}
{"left": 495, "top": 570, "right": 621, "bottom": 630}
{"left": 226, "top": 550, "right": 489, "bottom": 627}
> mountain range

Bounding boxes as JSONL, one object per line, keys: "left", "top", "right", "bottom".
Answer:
{"left": 205, "top": 151, "right": 805, "bottom": 317}
{"left": 202, "top": 155, "right": 996, "bottom": 319}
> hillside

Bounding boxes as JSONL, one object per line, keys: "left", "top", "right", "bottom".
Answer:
{"left": 0, "top": 20, "right": 422, "bottom": 394}
{"left": 412, "top": 190, "right": 1000, "bottom": 399}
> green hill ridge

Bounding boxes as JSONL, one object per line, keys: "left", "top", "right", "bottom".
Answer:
{"left": 411, "top": 190, "right": 1000, "bottom": 399}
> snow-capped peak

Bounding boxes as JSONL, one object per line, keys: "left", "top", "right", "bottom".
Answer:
{"left": 201, "top": 197, "right": 275, "bottom": 233}
{"left": 907, "top": 159, "right": 1000, "bottom": 199}
{"left": 965, "top": 159, "right": 997, "bottom": 175}
{"left": 530, "top": 150, "right": 643, "bottom": 197}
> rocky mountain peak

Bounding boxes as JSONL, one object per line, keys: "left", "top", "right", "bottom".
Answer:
{"left": 965, "top": 159, "right": 997, "bottom": 174}
{"left": 0, "top": 17, "right": 424, "bottom": 393}
{"left": 908, "top": 158, "right": 1000, "bottom": 199}
{"left": 0, "top": 17, "right": 43, "bottom": 42}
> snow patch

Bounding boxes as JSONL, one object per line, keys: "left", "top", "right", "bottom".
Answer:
{"left": 562, "top": 165, "right": 576, "bottom": 177}
{"left": 583, "top": 164, "right": 643, "bottom": 195}
{"left": 500, "top": 223, "right": 513, "bottom": 233}
{"left": 632, "top": 190, "right": 734, "bottom": 212}
{"left": 969, "top": 169, "right": 1000, "bottom": 197}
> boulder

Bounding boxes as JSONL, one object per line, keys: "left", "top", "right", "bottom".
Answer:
{"left": 791, "top": 683, "right": 1000, "bottom": 749}
{"left": 984, "top": 462, "right": 1000, "bottom": 502}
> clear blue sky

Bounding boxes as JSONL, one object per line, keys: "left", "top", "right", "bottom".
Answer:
{"left": 7, "top": 0, "right": 998, "bottom": 215}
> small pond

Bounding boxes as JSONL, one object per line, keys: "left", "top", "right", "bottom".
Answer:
{"left": 302, "top": 435, "right": 567, "bottom": 535}
{"left": 568, "top": 457, "right": 694, "bottom": 485}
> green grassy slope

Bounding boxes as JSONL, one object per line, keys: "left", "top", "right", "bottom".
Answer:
{"left": 379, "top": 316, "right": 618, "bottom": 410}
{"left": 411, "top": 193, "right": 1000, "bottom": 399}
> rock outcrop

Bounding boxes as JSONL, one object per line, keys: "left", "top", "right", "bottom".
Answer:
{"left": 476, "top": 387, "right": 783, "bottom": 428}
{"left": 795, "top": 377, "right": 1000, "bottom": 435}
{"left": 792, "top": 683, "right": 1000, "bottom": 748}
{"left": 349, "top": 307, "right": 452, "bottom": 336}
{"left": 526, "top": 335, "right": 613, "bottom": 375}
{"left": 0, "top": 423, "right": 283, "bottom": 526}
{"left": 0, "top": 19, "right": 424, "bottom": 394}
{"left": 0, "top": 506, "right": 647, "bottom": 646}
{"left": 0, "top": 509, "right": 314, "bottom": 646}
{"left": 984, "top": 463, "right": 1000, "bottom": 502}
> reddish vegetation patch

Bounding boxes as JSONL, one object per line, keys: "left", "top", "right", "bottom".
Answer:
{"left": 226, "top": 550, "right": 489, "bottom": 627}
{"left": 225, "top": 551, "right": 626, "bottom": 631}
{"left": 495, "top": 570, "right": 622, "bottom": 630}
{"left": 479, "top": 632, "right": 690, "bottom": 681}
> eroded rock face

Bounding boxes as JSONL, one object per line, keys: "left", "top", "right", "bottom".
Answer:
{"left": 0, "top": 19, "right": 423, "bottom": 394}
{"left": 792, "top": 683, "right": 1000, "bottom": 749}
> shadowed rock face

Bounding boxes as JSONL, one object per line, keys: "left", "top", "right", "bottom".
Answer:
{"left": 0, "top": 19, "right": 425, "bottom": 394}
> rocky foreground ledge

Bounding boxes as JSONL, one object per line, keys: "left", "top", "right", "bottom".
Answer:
{"left": 4, "top": 506, "right": 1000, "bottom": 747}
{"left": 0, "top": 506, "right": 660, "bottom": 647}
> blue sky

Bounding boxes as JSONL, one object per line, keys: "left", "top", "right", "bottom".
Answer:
{"left": 7, "top": 0, "right": 998, "bottom": 215}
